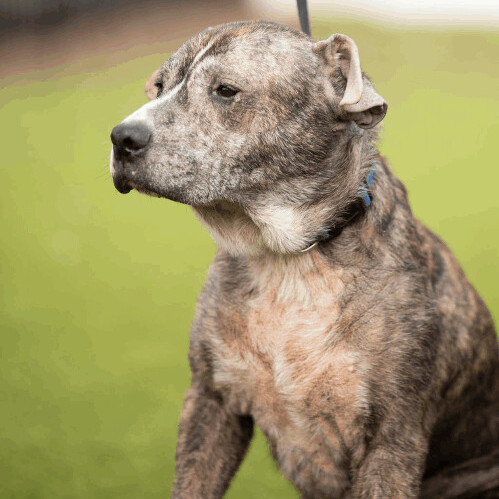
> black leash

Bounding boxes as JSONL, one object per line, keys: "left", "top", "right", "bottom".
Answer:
{"left": 296, "top": 0, "right": 311, "bottom": 36}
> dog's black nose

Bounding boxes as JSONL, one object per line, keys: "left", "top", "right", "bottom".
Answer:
{"left": 111, "top": 122, "right": 151, "bottom": 154}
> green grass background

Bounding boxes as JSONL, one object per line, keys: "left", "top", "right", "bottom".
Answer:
{"left": 1, "top": 17, "right": 498, "bottom": 499}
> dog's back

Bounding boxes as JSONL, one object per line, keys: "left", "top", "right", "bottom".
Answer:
{"left": 420, "top": 225, "right": 499, "bottom": 496}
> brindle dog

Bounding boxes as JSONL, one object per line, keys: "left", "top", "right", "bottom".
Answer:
{"left": 110, "top": 21, "right": 498, "bottom": 499}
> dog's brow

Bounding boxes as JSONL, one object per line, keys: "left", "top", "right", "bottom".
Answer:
{"left": 178, "top": 40, "right": 217, "bottom": 89}
{"left": 166, "top": 40, "right": 216, "bottom": 96}
{"left": 161, "top": 37, "right": 217, "bottom": 87}
{"left": 123, "top": 41, "right": 217, "bottom": 125}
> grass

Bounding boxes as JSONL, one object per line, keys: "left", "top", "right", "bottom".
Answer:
{"left": 1, "top": 18, "right": 498, "bottom": 498}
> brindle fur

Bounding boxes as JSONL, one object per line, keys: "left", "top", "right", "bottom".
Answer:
{"left": 110, "top": 21, "right": 499, "bottom": 498}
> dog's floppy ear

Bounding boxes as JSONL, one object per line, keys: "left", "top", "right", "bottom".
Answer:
{"left": 145, "top": 69, "right": 160, "bottom": 101}
{"left": 313, "top": 34, "right": 387, "bottom": 129}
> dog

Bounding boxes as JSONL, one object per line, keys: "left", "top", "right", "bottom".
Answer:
{"left": 110, "top": 21, "right": 499, "bottom": 498}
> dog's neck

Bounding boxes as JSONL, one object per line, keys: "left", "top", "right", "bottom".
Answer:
{"left": 193, "top": 144, "right": 395, "bottom": 258}
{"left": 299, "top": 162, "right": 377, "bottom": 252}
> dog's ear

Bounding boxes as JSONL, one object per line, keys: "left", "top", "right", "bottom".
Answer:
{"left": 313, "top": 34, "right": 387, "bottom": 129}
{"left": 145, "top": 69, "right": 160, "bottom": 101}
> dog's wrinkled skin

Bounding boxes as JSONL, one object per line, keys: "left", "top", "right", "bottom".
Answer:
{"left": 110, "top": 21, "right": 499, "bottom": 498}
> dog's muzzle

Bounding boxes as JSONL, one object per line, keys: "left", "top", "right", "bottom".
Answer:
{"left": 110, "top": 121, "right": 152, "bottom": 194}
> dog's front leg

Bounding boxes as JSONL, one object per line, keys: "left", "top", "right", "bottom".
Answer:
{"left": 171, "top": 382, "right": 254, "bottom": 499}
{"left": 351, "top": 424, "right": 428, "bottom": 499}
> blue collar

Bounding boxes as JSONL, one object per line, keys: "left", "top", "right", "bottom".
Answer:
{"left": 299, "top": 162, "right": 377, "bottom": 252}
{"left": 360, "top": 163, "right": 377, "bottom": 207}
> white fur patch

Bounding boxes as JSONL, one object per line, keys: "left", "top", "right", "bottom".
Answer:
{"left": 121, "top": 81, "right": 181, "bottom": 127}
{"left": 248, "top": 204, "right": 316, "bottom": 254}
{"left": 122, "top": 41, "right": 215, "bottom": 127}
{"left": 191, "top": 40, "right": 214, "bottom": 66}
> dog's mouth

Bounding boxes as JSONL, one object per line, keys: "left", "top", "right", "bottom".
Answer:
{"left": 111, "top": 151, "right": 151, "bottom": 196}
{"left": 112, "top": 172, "right": 161, "bottom": 198}
{"left": 111, "top": 158, "right": 166, "bottom": 199}
{"left": 110, "top": 151, "right": 131, "bottom": 194}
{"left": 110, "top": 150, "right": 213, "bottom": 205}
{"left": 111, "top": 147, "right": 167, "bottom": 199}
{"left": 112, "top": 173, "right": 132, "bottom": 194}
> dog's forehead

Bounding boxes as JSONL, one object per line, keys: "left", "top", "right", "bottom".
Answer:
{"left": 160, "top": 22, "right": 312, "bottom": 82}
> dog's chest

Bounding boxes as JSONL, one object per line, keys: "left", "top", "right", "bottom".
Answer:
{"left": 210, "top": 253, "right": 369, "bottom": 488}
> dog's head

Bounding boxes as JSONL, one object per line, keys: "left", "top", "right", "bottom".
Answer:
{"left": 110, "top": 21, "right": 387, "bottom": 254}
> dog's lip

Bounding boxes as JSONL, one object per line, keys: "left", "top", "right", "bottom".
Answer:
{"left": 112, "top": 174, "right": 132, "bottom": 194}
{"left": 111, "top": 155, "right": 132, "bottom": 194}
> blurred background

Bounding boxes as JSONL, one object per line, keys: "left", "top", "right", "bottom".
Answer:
{"left": 1, "top": 1, "right": 498, "bottom": 497}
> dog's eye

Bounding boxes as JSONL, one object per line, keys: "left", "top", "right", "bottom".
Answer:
{"left": 154, "top": 81, "right": 164, "bottom": 97}
{"left": 214, "top": 85, "right": 239, "bottom": 99}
